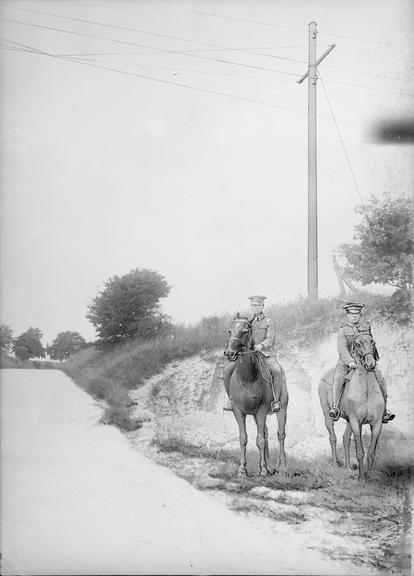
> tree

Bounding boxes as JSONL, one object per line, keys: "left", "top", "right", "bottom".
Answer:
{"left": 13, "top": 327, "right": 44, "bottom": 361}
{"left": 87, "top": 268, "right": 171, "bottom": 345}
{"left": 0, "top": 324, "right": 14, "bottom": 352}
{"left": 48, "top": 331, "right": 86, "bottom": 361}
{"left": 340, "top": 194, "right": 413, "bottom": 293}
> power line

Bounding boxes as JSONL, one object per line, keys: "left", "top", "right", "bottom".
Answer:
{"left": 0, "top": 36, "right": 307, "bottom": 115}
{"left": 14, "top": 7, "right": 308, "bottom": 65}
{"left": 319, "top": 72, "right": 379, "bottom": 249}
{"left": 196, "top": 11, "right": 305, "bottom": 33}
{"left": 15, "top": 6, "right": 411, "bottom": 86}
{"left": 322, "top": 77, "right": 413, "bottom": 98}
{"left": 0, "top": 35, "right": 378, "bottom": 128}
{"left": 0, "top": 17, "right": 300, "bottom": 78}
{"left": 318, "top": 61, "right": 414, "bottom": 83}
{"left": 55, "top": 45, "right": 312, "bottom": 58}
{"left": 0, "top": 37, "right": 376, "bottom": 126}
{"left": 196, "top": 11, "right": 394, "bottom": 46}
{"left": 66, "top": 55, "right": 297, "bottom": 84}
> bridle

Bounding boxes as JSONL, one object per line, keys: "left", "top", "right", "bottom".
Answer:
{"left": 227, "top": 318, "right": 252, "bottom": 347}
{"left": 225, "top": 318, "right": 254, "bottom": 359}
{"left": 351, "top": 332, "right": 378, "bottom": 371}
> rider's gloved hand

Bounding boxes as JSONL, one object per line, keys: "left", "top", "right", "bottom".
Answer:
{"left": 348, "top": 361, "right": 357, "bottom": 369}
{"left": 254, "top": 344, "right": 264, "bottom": 352}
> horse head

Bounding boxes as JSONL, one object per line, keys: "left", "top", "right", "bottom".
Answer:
{"left": 224, "top": 312, "right": 253, "bottom": 361}
{"left": 351, "top": 332, "right": 379, "bottom": 372}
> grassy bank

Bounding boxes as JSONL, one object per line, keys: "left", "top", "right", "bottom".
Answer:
{"left": 63, "top": 292, "right": 405, "bottom": 431}
{"left": 0, "top": 352, "right": 61, "bottom": 370}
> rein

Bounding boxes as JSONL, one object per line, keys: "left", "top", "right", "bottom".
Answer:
{"left": 350, "top": 332, "right": 378, "bottom": 370}
{"left": 228, "top": 318, "right": 253, "bottom": 350}
{"left": 225, "top": 317, "right": 273, "bottom": 387}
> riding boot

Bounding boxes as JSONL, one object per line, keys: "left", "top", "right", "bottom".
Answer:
{"left": 374, "top": 369, "right": 395, "bottom": 423}
{"left": 268, "top": 359, "right": 282, "bottom": 412}
{"left": 223, "top": 362, "right": 236, "bottom": 411}
{"left": 329, "top": 363, "right": 347, "bottom": 420}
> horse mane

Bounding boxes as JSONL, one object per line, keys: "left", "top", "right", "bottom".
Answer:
{"left": 236, "top": 352, "right": 259, "bottom": 382}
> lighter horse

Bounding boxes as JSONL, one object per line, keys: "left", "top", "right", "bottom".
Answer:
{"left": 224, "top": 314, "right": 288, "bottom": 476}
{"left": 318, "top": 331, "right": 384, "bottom": 480}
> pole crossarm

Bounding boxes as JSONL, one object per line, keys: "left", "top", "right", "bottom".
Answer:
{"left": 296, "top": 43, "right": 336, "bottom": 84}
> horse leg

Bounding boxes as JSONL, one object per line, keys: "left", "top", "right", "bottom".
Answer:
{"left": 275, "top": 406, "right": 287, "bottom": 471}
{"left": 254, "top": 409, "right": 270, "bottom": 476}
{"left": 233, "top": 408, "right": 248, "bottom": 476}
{"left": 323, "top": 409, "right": 339, "bottom": 466}
{"left": 367, "top": 420, "right": 382, "bottom": 474}
{"left": 264, "top": 422, "right": 270, "bottom": 466}
{"left": 318, "top": 381, "right": 338, "bottom": 466}
{"left": 343, "top": 422, "right": 353, "bottom": 469}
{"left": 349, "top": 417, "right": 365, "bottom": 480}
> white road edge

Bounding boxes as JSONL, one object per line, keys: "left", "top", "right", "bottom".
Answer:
{"left": 1, "top": 369, "right": 375, "bottom": 575}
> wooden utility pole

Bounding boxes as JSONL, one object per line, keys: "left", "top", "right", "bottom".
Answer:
{"left": 297, "top": 24, "right": 335, "bottom": 301}
{"left": 307, "top": 21, "right": 318, "bottom": 301}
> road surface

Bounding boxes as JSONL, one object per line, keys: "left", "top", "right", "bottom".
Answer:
{"left": 1, "top": 369, "right": 375, "bottom": 575}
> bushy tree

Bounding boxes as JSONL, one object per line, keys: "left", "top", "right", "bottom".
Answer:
{"left": 87, "top": 268, "right": 171, "bottom": 345}
{"left": 340, "top": 194, "right": 413, "bottom": 292}
{"left": 13, "top": 327, "right": 44, "bottom": 360}
{"left": 48, "top": 331, "right": 86, "bottom": 361}
{"left": 0, "top": 324, "right": 14, "bottom": 352}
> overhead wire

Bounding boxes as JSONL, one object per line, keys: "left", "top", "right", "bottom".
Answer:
{"left": 8, "top": 10, "right": 411, "bottom": 92}
{"left": 1, "top": 35, "right": 377, "bottom": 128}
{"left": 13, "top": 7, "right": 308, "bottom": 65}
{"left": 196, "top": 11, "right": 395, "bottom": 46}
{"left": 64, "top": 55, "right": 297, "bottom": 84}
{"left": 0, "top": 17, "right": 301, "bottom": 78}
{"left": 0, "top": 36, "right": 308, "bottom": 115}
{"left": 55, "top": 45, "right": 313, "bottom": 58}
{"left": 319, "top": 71, "right": 380, "bottom": 249}
{"left": 321, "top": 76, "right": 413, "bottom": 98}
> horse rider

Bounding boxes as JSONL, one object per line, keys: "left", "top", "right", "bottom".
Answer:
{"left": 328, "top": 302, "right": 395, "bottom": 423}
{"left": 223, "top": 295, "right": 282, "bottom": 413}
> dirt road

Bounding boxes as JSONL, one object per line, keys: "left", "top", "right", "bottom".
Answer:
{"left": 128, "top": 331, "right": 412, "bottom": 575}
{"left": 1, "top": 368, "right": 379, "bottom": 575}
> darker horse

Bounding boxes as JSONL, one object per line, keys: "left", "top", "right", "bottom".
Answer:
{"left": 224, "top": 313, "right": 288, "bottom": 476}
{"left": 318, "top": 331, "right": 384, "bottom": 480}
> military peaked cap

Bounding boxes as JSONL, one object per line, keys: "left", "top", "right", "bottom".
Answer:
{"left": 249, "top": 295, "right": 266, "bottom": 304}
{"left": 342, "top": 302, "right": 365, "bottom": 313}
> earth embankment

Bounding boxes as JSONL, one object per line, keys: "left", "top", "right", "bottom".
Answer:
{"left": 128, "top": 323, "right": 413, "bottom": 574}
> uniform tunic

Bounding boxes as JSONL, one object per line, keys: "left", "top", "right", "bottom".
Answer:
{"left": 251, "top": 313, "right": 276, "bottom": 357}
{"left": 334, "top": 321, "right": 386, "bottom": 392}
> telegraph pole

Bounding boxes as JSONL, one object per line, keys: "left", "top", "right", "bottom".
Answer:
{"left": 297, "top": 23, "right": 335, "bottom": 301}
{"left": 307, "top": 21, "right": 318, "bottom": 301}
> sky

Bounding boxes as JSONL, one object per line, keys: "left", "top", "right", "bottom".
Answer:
{"left": 0, "top": 0, "right": 413, "bottom": 344}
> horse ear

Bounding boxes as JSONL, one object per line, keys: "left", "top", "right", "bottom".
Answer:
{"left": 233, "top": 311, "right": 240, "bottom": 319}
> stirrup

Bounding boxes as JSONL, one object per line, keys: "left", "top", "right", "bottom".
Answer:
{"left": 270, "top": 401, "right": 281, "bottom": 413}
{"left": 329, "top": 407, "right": 340, "bottom": 421}
{"left": 382, "top": 410, "right": 395, "bottom": 423}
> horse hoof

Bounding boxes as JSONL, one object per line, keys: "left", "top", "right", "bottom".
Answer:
{"left": 259, "top": 469, "right": 270, "bottom": 477}
{"left": 237, "top": 469, "right": 247, "bottom": 477}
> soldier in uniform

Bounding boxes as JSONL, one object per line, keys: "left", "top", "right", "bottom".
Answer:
{"left": 328, "top": 302, "right": 395, "bottom": 423}
{"left": 223, "top": 295, "right": 282, "bottom": 413}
